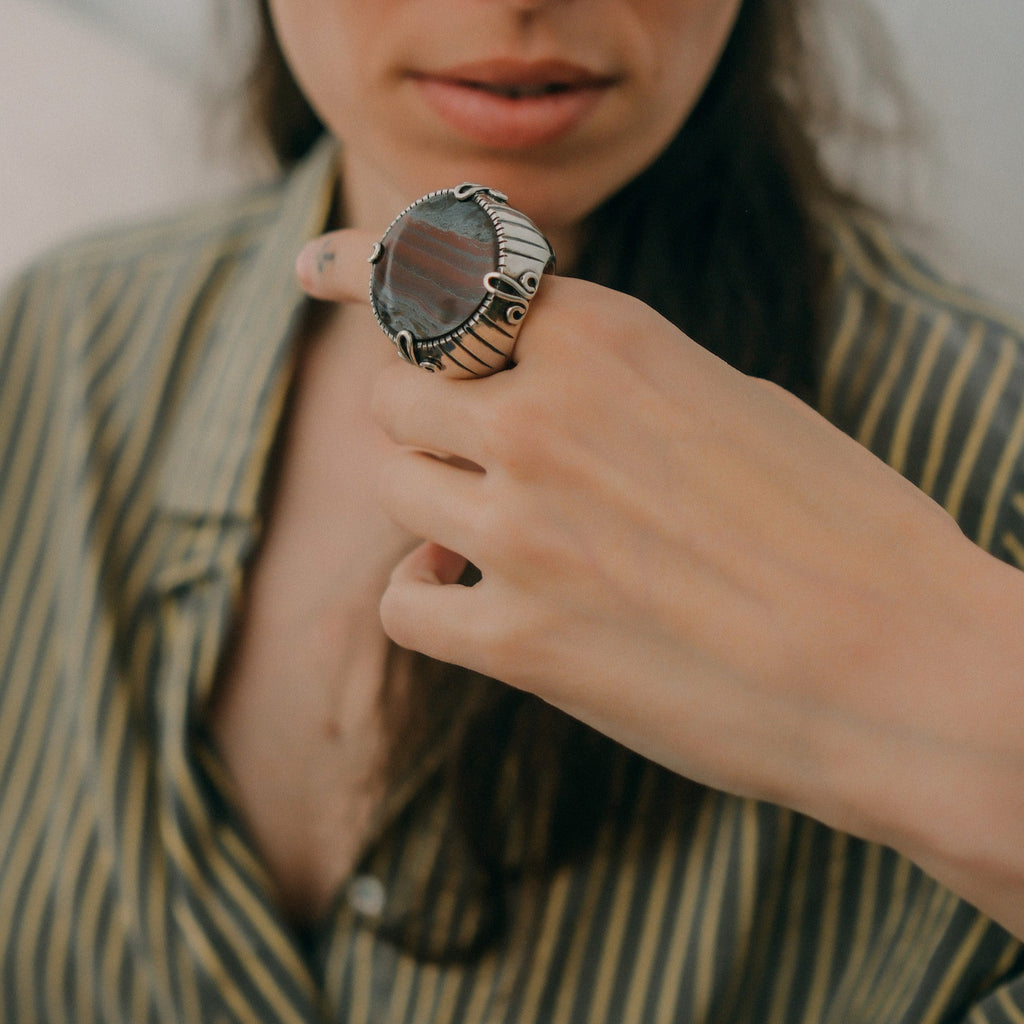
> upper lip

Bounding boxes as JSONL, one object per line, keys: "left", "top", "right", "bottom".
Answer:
{"left": 410, "top": 58, "right": 618, "bottom": 96}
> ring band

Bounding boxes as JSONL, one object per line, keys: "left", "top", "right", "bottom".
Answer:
{"left": 369, "top": 183, "right": 555, "bottom": 377}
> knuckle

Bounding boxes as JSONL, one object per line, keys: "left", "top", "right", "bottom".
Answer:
{"left": 471, "top": 599, "right": 526, "bottom": 674}
{"left": 378, "top": 580, "right": 417, "bottom": 647}
{"left": 483, "top": 389, "right": 556, "bottom": 476}
{"left": 374, "top": 454, "right": 403, "bottom": 511}
{"left": 371, "top": 363, "right": 419, "bottom": 436}
{"left": 470, "top": 496, "right": 518, "bottom": 561}
{"left": 369, "top": 371, "right": 394, "bottom": 428}
{"left": 377, "top": 587, "right": 409, "bottom": 645}
{"left": 472, "top": 594, "right": 561, "bottom": 691}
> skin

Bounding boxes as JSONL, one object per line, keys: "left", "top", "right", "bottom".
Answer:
{"left": 214, "top": 0, "right": 1024, "bottom": 939}
{"left": 297, "top": 230, "right": 1024, "bottom": 940}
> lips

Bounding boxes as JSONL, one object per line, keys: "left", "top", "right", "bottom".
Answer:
{"left": 409, "top": 59, "right": 617, "bottom": 150}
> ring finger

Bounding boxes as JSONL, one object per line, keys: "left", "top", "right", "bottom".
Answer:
{"left": 377, "top": 444, "right": 492, "bottom": 564}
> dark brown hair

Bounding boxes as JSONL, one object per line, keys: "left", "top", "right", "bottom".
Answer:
{"left": 248, "top": 0, "right": 851, "bottom": 959}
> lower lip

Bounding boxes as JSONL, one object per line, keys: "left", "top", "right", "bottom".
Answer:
{"left": 411, "top": 76, "right": 609, "bottom": 150}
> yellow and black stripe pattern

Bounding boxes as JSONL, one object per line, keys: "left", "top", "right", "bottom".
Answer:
{"left": 1, "top": 138, "right": 1024, "bottom": 1022}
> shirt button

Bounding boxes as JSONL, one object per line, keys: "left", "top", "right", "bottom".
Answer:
{"left": 347, "top": 874, "right": 387, "bottom": 918}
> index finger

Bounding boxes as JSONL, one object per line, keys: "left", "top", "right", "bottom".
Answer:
{"left": 295, "top": 228, "right": 379, "bottom": 304}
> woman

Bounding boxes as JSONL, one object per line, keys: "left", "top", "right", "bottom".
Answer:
{"left": 1, "top": 0, "right": 1023, "bottom": 1021}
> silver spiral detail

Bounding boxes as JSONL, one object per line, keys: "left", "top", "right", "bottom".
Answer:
{"left": 394, "top": 330, "right": 417, "bottom": 366}
{"left": 484, "top": 270, "right": 542, "bottom": 325}
{"left": 453, "top": 183, "right": 509, "bottom": 204}
{"left": 484, "top": 270, "right": 541, "bottom": 300}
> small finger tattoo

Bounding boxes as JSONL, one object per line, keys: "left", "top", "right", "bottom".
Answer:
{"left": 316, "top": 242, "right": 336, "bottom": 275}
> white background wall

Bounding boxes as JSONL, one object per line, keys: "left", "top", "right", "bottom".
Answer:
{"left": 818, "top": 0, "right": 1024, "bottom": 318}
{"left": 1, "top": 0, "right": 1021, "bottom": 317}
{"left": 0, "top": 0, "right": 259, "bottom": 288}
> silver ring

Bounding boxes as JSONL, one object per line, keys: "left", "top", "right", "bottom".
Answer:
{"left": 369, "top": 183, "right": 555, "bottom": 377}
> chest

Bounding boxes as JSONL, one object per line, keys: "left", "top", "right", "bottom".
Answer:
{"left": 207, "top": 308, "right": 415, "bottom": 923}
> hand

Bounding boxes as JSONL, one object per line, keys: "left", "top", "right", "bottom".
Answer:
{"left": 297, "top": 229, "right": 1024, "bottom": 937}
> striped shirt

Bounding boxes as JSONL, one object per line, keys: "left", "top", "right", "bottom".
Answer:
{"left": 2, "top": 137, "right": 1024, "bottom": 1023}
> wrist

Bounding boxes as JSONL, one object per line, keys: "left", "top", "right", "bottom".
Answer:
{"left": 841, "top": 541, "right": 1024, "bottom": 937}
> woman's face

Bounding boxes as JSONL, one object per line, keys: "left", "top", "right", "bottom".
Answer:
{"left": 269, "top": 0, "right": 741, "bottom": 241}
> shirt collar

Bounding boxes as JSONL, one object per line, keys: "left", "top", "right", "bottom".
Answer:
{"left": 158, "top": 136, "right": 339, "bottom": 521}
